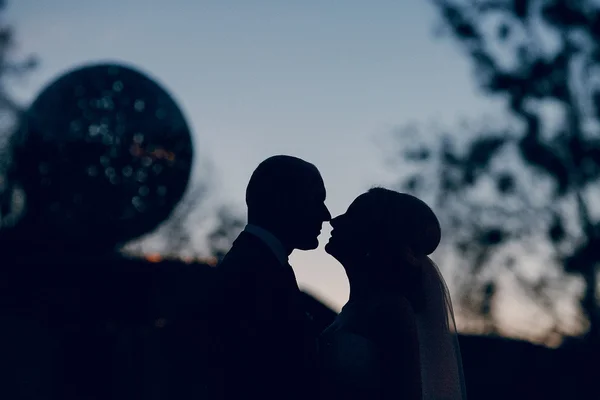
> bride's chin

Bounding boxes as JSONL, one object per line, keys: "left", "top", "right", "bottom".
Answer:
{"left": 324, "top": 242, "right": 336, "bottom": 256}
{"left": 324, "top": 244, "right": 344, "bottom": 263}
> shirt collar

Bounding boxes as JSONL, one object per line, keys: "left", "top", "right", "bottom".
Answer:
{"left": 244, "top": 224, "right": 289, "bottom": 266}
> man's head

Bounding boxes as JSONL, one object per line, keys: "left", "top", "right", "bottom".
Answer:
{"left": 246, "top": 155, "right": 331, "bottom": 251}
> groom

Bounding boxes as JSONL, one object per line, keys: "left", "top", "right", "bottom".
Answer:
{"left": 218, "top": 155, "right": 331, "bottom": 400}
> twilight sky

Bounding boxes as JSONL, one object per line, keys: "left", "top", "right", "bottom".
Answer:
{"left": 8, "top": 0, "right": 578, "bottom": 344}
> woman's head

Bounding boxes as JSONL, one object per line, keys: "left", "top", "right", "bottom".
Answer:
{"left": 325, "top": 188, "right": 441, "bottom": 287}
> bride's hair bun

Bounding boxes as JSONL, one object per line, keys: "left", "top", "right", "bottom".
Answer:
{"left": 367, "top": 188, "right": 441, "bottom": 256}
{"left": 406, "top": 196, "right": 441, "bottom": 256}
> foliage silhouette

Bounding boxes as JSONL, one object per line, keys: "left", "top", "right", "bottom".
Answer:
{"left": 0, "top": 0, "right": 37, "bottom": 230}
{"left": 393, "top": 0, "right": 600, "bottom": 345}
{"left": 9, "top": 63, "right": 195, "bottom": 250}
{"left": 0, "top": 55, "right": 242, "bottom": 398}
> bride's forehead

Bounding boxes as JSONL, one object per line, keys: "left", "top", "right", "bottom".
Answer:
{"left": 349, "top": 193, "right": 374, "bottom": 209}
{"left": 345, "top": 196, "right": 380, "bottom": 218}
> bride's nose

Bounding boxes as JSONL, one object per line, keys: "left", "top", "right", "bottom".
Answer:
{"left": 322, "top": 204, "right": 332, "bottom": 221}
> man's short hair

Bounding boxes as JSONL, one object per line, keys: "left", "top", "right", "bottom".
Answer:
{"left": 246, "top": 155, "right": 317, "bottom": 213}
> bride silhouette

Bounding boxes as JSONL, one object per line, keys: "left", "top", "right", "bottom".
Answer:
{"left": 320, "top": 187, "right": 467, "bottom": 400}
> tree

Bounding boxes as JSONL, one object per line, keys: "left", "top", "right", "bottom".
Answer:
{"left": 394, "top": 0, "right": 600, "bottom": 345}
{"left": 0, "top": 0, "right": 37, "bottom": 230}
{"left": 0, "top": 0, "right": 243, "bottom": 259}
{"left": 122, "top": 154, "right": 246, "bottom": 264}
{"left": 206, "top": 204, "right": 245, "bottom": 262}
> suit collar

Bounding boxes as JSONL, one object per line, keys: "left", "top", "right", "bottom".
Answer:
{"left": 244, "top": 224, "right": 289, "bottom": 266}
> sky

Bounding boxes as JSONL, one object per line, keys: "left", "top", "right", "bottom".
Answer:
{"left": 6, "top": 0, "right": 572, "bottom": 343}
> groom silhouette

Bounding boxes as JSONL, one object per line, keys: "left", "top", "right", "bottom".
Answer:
{"left": 218, "top": 155, "right": 331, "bottom": 400}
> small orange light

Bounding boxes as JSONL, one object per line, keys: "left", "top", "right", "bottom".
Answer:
{"left": 145, "top": 253, "right": 162, "bottom": 263}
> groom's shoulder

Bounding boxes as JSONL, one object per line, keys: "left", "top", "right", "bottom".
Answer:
{"left": 217, "top": 232, "right": 271, "bottom": 275}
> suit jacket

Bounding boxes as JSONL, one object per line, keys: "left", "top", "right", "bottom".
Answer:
{"left": 217, "top": 231, "right": 318, "bottom": 400}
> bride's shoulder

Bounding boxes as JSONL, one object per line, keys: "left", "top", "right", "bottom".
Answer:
{"left": 370, "top": 294, "right": 414, "bottom": 319}
{"left": 366, "top": 295, "right": 417, "bottom": 340}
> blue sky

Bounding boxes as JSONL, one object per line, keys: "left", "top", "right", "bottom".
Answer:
{"left": 8, "top": 0, "right": 570, "bottom": 342}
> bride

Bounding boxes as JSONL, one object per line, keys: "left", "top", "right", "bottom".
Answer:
{"left": 319, "top": 187, "right": 467, "bottom": 400}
